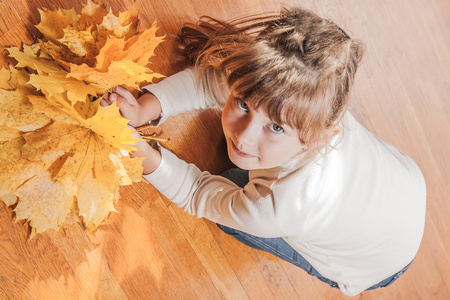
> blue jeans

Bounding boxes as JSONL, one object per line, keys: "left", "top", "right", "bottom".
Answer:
{"left": 220, "top": 168, "right": 412, "bottom": 291}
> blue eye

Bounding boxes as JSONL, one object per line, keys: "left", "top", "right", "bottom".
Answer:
{"left": 269, "top": 123, "right": 284, "bottom": 133}
{"left": 236, "top": 100, "right": 249, "bottom": 111}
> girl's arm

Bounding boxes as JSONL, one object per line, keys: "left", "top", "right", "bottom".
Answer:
{"left": 144, "top": 148, "right": 284, "bottom": 237}
{"left": 141, "top": 68, "right": 227, "bottom": 124}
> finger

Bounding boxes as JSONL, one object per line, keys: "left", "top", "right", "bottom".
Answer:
{"left": 115, "top": 85, "right": 138, "bottom": 106}
{"left": 99, "top": 98, "right": 109, "bottom": 107}
{"left": 99, "top": 91, "right": 111, "bottom": 107}
{"left": 110, "top": 93, "right": 124, "bottom": 105}
{"left": 111, "top": 93, "right": 132, "bottom": 112}
{"left": 102, "top": 91, "right": 110, "bottom": 100}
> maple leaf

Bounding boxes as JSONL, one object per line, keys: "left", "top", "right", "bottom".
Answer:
{"left": 0, "top": 1, "right": 164, "bottom": 237}
{"left": 29, "top": 68, "right": 100, "bottom": 105}
{"left": 0, "top": 68, "right": 12, "bottom": 89}
{"left": 97, "top": 9, "right": 131, "bottom": 42}
{"left": 58, "top": 26, "right": 98, "bottom": 58}
{"left": 123, "top": 25, "right": 164, "bottom": 66}
{"left": 68, "top": 25, "right": 164, "bottom": 90}
{"left": 14, "top": 171, "right": 77, "bottom": 236}
{"left": 119, "top": 6, "right": 139, "bottom": 39}
{"left": 94, "top": 25, "right": 164, "bottom": 72}
{"left": 8, "top": 44, "right": 66, "bottom": 74}
{"left": 0, "top": 126, "right": 21, "bottom": 142}
{"left": 69, "top": 59, "right": 164, "bottom": 90}
{"left": 35, "top": 8, "right": 80, "bottom": 43}
{"left": 0, "top": 156, "right": 43, "bottom": 204}
{"left": 80, "top": 0, "right": 108, "bottom": 29}
{"left": 0, "top": 89, "right": 50, "bottom": 131}
{"left": 36, "top": 40, "right": 87, "bottom": 69}
{"left": 18, "top": 119, "right": 136, "bottom": 230}
{"left": 0, "top": 136, "right": 25, "bottom": 163}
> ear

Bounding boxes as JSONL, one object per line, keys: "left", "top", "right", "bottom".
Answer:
{"left": 304, "top": 125, "right": 341, "bottom": 151}
{"left": 322, "top": 124, "right": 341, "bottom": 141}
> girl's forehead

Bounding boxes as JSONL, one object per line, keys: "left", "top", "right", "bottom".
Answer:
{"left": 230, "top": 81, "right": 303, "bottom": 129}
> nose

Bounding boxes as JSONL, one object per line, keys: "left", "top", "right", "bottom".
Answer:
{"left": 235, "top": 115, "right": 258, "bottom": 146}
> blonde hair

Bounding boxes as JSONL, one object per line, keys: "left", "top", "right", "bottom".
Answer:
{"left": 179, "top": 8, "right": 364, "bottom": 145}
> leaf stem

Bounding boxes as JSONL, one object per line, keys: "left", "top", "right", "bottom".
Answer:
{"left": 140, "top": 132, "right": 171, "bottom": 142}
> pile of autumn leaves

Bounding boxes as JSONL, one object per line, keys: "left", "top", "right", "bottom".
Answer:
{"left": 0, "top": 0, "right": 164, "bottom": 237}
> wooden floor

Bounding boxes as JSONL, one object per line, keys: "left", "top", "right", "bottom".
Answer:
{"left": 1, "top": 0, "right": 449, "bottom": 299}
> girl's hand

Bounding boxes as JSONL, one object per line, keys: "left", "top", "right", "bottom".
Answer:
{"left": 100, "top": 86, "right": 163, "bottom": 128}
{"left": 129, "top": 126, "right": 162, "bottom": 175}
{"left": 100, "top": 86, "right": 142, "bottom": 127}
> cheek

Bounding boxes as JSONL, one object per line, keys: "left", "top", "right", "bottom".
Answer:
{"left": 259, "top": 143, "right": 285, "bottom": 163}
{"left": 259, "top": 138, "right": 303, "bottom": 165}
{"left": 221, "top": 107, "right": 231, "bottom": 134}
{"left": 221, "top": 103, "right": 237, "bottom": 135}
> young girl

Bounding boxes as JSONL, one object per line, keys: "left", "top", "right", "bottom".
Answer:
{"left": 101, "top": 8, "right": 426, "bottom": 296}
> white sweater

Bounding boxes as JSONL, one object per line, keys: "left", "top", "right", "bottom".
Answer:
{"left": 142, "top": 68, "right": 426, "bottom": 296}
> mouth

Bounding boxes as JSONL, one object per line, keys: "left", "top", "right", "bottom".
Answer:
{"left": 231, "top": 141, "right": 256, "bottom": 158}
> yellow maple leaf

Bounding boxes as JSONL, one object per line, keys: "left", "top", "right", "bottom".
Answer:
{"left": 8, "top": 45, "right": 65, "bottom": 74}
{"left": 58, "top": 25, "right": 98, "bottom": 58}
{"left": 69, "top": 59, "right": 163, "bottom": 90}
{"left": 0, "top": 1, "right": 164, "bottom": 238}
{"left": 118, "top": 5, "right": 140, "bottom": 40}
{"left": 124, "top": 25, "right": 165, "bottom": 67}
{"left": 0, "top": 89, "right": 50, "bottom": 131}
{"left": 0, "top": 68, "right": 12, "bottom": 89}
{"left": 8, "top": 67, "right": 34, "bottom": 93}
{"left": 2, "top": 75, "right": 144, "bottom": 233}
{"left": 0, "top": 194, "right": 18, "bottom": 207}
{"left": 0, "top": 136, "right": 25, "bottom": 162}
{"left": 96, "top": 9, "right": 131, "bottom": 48}
{"left": 83, "top": 102, "right": 139, "bottom": 150}
{"left": 29, "top": 68, "right": 99, "bottom": 104}
{"left": 66, "top": 23, "right": 164, "bottom": 90}
{"left": 0, "top": 157, "right": 43, "bottom": 201}
{"left": 35, "top": 8, "right": 80, "bottom": 42}
{"left": 80, "top": 0, "right": 108, "bottom": 29}
{"left": 0, "top": 126, "right": 21, "bottom": 142}
{"left": 118, "top": 6, "right": 139, "bottom": 27}
{"left": 18, "top": 117, "right": 141, "bottom": 227}
{"left": 36, "top": 40, "right": 87, "bottom": 69}
{"left": 14, "top": 171, "right": 76, "bottom": 235}
{"left": 27, "top": 91, "right": 139, "bottom": 151}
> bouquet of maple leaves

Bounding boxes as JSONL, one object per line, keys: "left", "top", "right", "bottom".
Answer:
{"left": 0, "top": 0, "right": 164, "bottom": 238}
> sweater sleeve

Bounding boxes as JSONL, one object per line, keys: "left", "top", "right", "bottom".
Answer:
{"left": 141, "top": 68, "right": 227, "bottom": 123}
{"left": 143, "top": 148, "right": 285, "bottom": 237}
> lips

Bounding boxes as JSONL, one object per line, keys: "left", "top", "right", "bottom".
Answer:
{"left": 231, "top": 141, "right": 255, "bottom": 158}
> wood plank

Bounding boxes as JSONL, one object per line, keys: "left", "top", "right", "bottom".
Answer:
{"left": 0, "top": 0, "right": 449, "bottom": 299}
{"left": 168, "top": 203, "right": 250, "bottom": 299}
{"left": 113, "top": 183, "right": 222, "bottom": 299}
{"left": 205, "top": 221, "right": 278, "bottom": 299}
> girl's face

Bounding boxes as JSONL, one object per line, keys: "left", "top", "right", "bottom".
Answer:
{"left": 222, "top": 89, "right": 305, "bottom": 170}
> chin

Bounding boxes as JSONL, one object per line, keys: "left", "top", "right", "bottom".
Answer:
{"left": 227, "top": 153, "right": 254, "bottom": 170}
